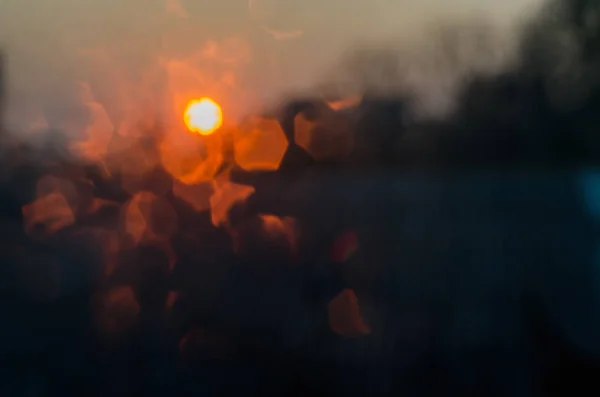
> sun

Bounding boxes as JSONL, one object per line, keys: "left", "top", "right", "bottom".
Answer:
{"left": 184, "top": 98, "right": 223, "bottom": 135}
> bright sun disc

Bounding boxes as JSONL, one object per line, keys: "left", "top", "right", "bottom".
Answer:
{"left": 184, "top": 98, "right": 223, "bottom": 135}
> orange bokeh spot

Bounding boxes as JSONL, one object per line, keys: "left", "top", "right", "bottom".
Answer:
{"left": 210, "top": 178, "right": 255, "bottom": 227}
{"left": 184, "top": 98, "right": 223, "bottom": 135}
{"left": 328, "top": 289, "right": 371, "bottom": 338}
{"left": 158, "top": 130, "right": 224, "bottom": 184}
{"left": 233, "top": 117, "right": 289, "bottom": 171}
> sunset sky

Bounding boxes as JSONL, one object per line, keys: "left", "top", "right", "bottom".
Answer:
{"left": 0, "top": 0, "right": 544, "bottom": 135}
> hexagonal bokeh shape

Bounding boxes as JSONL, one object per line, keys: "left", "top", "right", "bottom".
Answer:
{"left": 294, "top": 108, "right": 354, "bottom": 161}
{"left": 233, "top": 117, "right": 288, "bottom": 171}
{"left": 159, "top": 131, "right": 223, "bottom": 184}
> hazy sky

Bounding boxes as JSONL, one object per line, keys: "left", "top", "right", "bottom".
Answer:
{"left": 0, "top": 0, "right": 545, "bottom": 135}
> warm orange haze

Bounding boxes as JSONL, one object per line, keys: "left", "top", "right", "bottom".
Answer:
{"left": 2, "top": 0, "right": 543, "bottom": 255}
{"left": 4, "top": 2, "right": 594, "bottom": 396}
{"left": 184, "top": 98, "right": 223, "bottom": 135}
{"left": 2, "top": 0, "right": 548, "bottom": 367}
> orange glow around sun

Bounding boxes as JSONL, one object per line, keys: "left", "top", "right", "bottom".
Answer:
{"left": 184, "top": 98, "right": 223, "bottom": 135}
